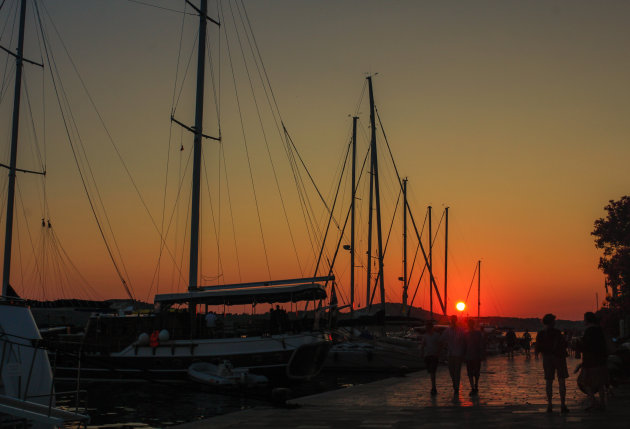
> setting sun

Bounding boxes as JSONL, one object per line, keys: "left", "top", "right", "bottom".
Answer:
{"left": 456, "top": 302, "right": 466, "bottom": 312}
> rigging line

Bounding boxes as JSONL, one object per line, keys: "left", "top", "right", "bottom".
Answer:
{"left": 484, "top": 275, "right": 503, "bottom": 317}
{"left": 233, "top": 1, "right": 311, "bottom": 269}
{"left": 408, "top": 210, "right": 428, "bottom": 280}
{"left": 15, "top": 217, "right": 30, "bottom": 297}
{"left": 28, "top": 0, "right": 44, "bottom": 66}
{"left": 16, "top": 184, "right": 42, "bottom": 296}
{"left": 221, "top": 144, "right": 241, "bottom": 281}
{"left": 464, "top": 262, "right": 478, "bottom": 304}
{"left": 168, "top": 131, "right": 184, "bottom": 292}
{"left": 281, "top": 130, "right": 319, "bottom": 262}
{"left": 295, "top": 161, "right": 336, "bottom": 271}
{"left": 234, "top": 0, "right": 283, "bottom": 137}
{"left": 408, "top": 264, "right": 427, "bottom": 314}
{"left": 48, "top": 232, "right": 68, "bottom": 298}
{"left": 407, "top": 241, "right": 421, "bottom": 283}
{"left": 289, "top": 135, "right": 338, "bottom": 272}
{"left": 216, "top": 132, "right": 221, "bottom": 281}
{"left": 235, "top": 0, "right": 304, "bottom": 215}
{"left": 308, "top": 129, "right": 357, "bottom": 267}
{"left": 176, "top": 148, "right": 193, "bottom": 293}
{"left": 236, "top": 0, "right": 325, "bottom": 267}
{"left": 319, "top": 138, "right": 371, "bottom": 286}
{"left": 38, "top": 2, "right": 183, "bottom": 284}
{"left": 237, "top": 0, "right": 282, "bottom": 120}
{"left": 227, "top": 0, "right": 302, "bottom": 275}
{"left": 353, "top": 80, "right": 368, "bottom": 118}
{"left": 215, "top": 0, "right": 221, "bottom": 128}
{"left": 0, "top": 58, "right": 13, "bottom": 104}
{"left": 375, "top": 106, "right": 445, "bottom": 310}
{"left": 0, "top": 0, "right": 16, "bottom": 42}
{"left": 285, "top": 143, "right": 318, "bottom": 269}
{"left": 154, "top": 123, "right": 176, "bottom": 298}
{"left": 206, "top": 14, "right": 220, "bottom": 136}
{"left": 38, "top": 2, "right": 134, "bottom": 284}
{"left": 431, "top": 210, "right": 445, "bottom": 244}
{"left": 345, "top": 140, "right": 372, "bottom": 268}
{"left": 158, "top": 1, "right": 188, "bottom": 296}
{"left": 172, "top": 27, "right": 198, "bottom": 114}
{"left": 22, "top": 76, "right": 48, "bottom": 221}
{"left": 22, "top": 77, "right": 45, "bottom": 174}
{"left": 123, "top": 0, "right": 195, "bottom": 15}
{"left": 313, "top": 139, "right": 351, "bottom": 276}
{"left": 369, "top": 186, "right": 402, "bottom": 306}
{"left": 241, "top": 0, "right": 336, "bottom": 230}
{"left": 45, "top": 40, "right": 136, "bottom": 302}
{"left": 35, "top": 2, "right": 134, "bottom": 301}
{"left": 0, "top": 1, "right": 17, "bottom": 103}
{"left": 201, "top": 149, "right": 225, "bottom": 282}
{"left": 322, "top": 191, "right": 352, "bottom": 290}
{"left": 169, "top": 0, "right": 187, "bottom": 112}
{"left": 50, "top": 229, "right": 103, "bottom": 300}
{"left": 282, "top": 125, "right": 340, "bottom": 228}
{"left": 220, "top": 2, "right": 272, "bottom": 280}
{"left": 147, "top": 146, "right": 193, "bottom": 300}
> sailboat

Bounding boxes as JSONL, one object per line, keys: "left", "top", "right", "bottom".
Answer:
{"left": 0, "top": 0, "right": 89, "bottom": 427}
{"left": 323, "top": 76, "right": 426, "bottom": 372}
{"left": 46, "top": 0, "right": 331, "bottom": 383}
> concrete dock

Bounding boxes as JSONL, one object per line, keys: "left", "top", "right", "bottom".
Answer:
{"left": 175, "top": 353, "right": 629, "bottom": 428}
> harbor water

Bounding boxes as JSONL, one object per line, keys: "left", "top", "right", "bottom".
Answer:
{"left": 57, "top": 372, "right": 390, "bottom": 428}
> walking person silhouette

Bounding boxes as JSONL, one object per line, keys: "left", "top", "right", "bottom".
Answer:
{"left": 578, "top": 311, "right": 609, "bottom": 411}
{"left": 464, "top": 319, "right": 484, "bottom": 395}
{"left": 441, "top": 315, "right": 467, "bottom": 399}
{"left": 421, "top": 321, "right": 441, "bottom": 396}
{"left": 522, "top": 329, "right": 532, "bottom": 358}
{"left": 536, "top": 313, "right": 569, "bottom": 413}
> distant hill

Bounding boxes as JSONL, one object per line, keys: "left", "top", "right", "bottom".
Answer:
{"left": 344, "top": 302, "right": 582, "bottom": 331}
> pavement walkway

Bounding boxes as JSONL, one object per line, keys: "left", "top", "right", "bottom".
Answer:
{"left": 175, "top": 353, "right": 629, "bottom": 428}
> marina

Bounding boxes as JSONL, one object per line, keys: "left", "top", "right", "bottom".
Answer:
{"left": 0, "top": 1, "right": 629, "bottom": 428}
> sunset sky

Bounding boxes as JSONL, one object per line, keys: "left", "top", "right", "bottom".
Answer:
{"left": 1, "top": 0, "right": 629, "bottom": 320}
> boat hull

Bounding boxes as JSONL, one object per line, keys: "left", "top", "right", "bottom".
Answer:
{"left": 53, "top": 333, "right": 331, "bottom": 383}
{"left": 324, "top": 340, "right": 425, "bottom": 372}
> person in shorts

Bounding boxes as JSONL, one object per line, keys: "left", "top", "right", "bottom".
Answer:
{"left": 465, "top": 319, "right": 484, "bottom": 395}
{"left": 421, "top": 321, "right": 441, "bottom": 396}
{"left": 441, "top": 315, "right": 467, "bottom": 398}
{"left": 535, "top": 313, "right": 569, "bottom": 413}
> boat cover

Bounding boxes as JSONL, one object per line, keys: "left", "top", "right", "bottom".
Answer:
{"left": 154, "top": 283, "right": 327, "bottom": 306}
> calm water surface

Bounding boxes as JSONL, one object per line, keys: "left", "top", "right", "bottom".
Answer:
{"left": 58, "top": 372, "right": 390, "bottom": 428}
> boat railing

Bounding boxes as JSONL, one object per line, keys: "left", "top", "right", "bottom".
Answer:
{"left": 0, "top": 331, "right": 90, "bottom": 426}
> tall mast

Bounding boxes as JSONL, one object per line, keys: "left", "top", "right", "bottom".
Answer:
{"left": 365, "top": 130, "right": 374, "bottom": 309}
{"left": 444, "top": 207, "right": 449, "bottom": 315}
{"left": 350, "top": 116, "right": 357, "bottom": 315}
{"left": 2, "top": 0, "right": 28, "bottom": 297}
{"left": 477, "top": 259, "right": 481, "bottom": 320}
{"left": 402, "top": 178, "right": 408, "bottom": 313}
{"left": 366, "top": 76, "right": 386, "bottom": 312}
{"left": 428, "top": 205, "right": 433, "bottom": 318}
{"left": 188, "top": 0, "right": 208, "bottom": 292}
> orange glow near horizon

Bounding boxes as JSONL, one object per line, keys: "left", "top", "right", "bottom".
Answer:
{"left": 1, "top": 1, "right": 627, "bottom": 321}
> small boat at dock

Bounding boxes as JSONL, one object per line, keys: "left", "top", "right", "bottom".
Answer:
{"left": 188, "top": 361, "right": 268, "bottom": 387}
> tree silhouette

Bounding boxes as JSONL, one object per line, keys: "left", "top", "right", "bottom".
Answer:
{"left": 592, "top": 196, "right": 630, "bottom": 312}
